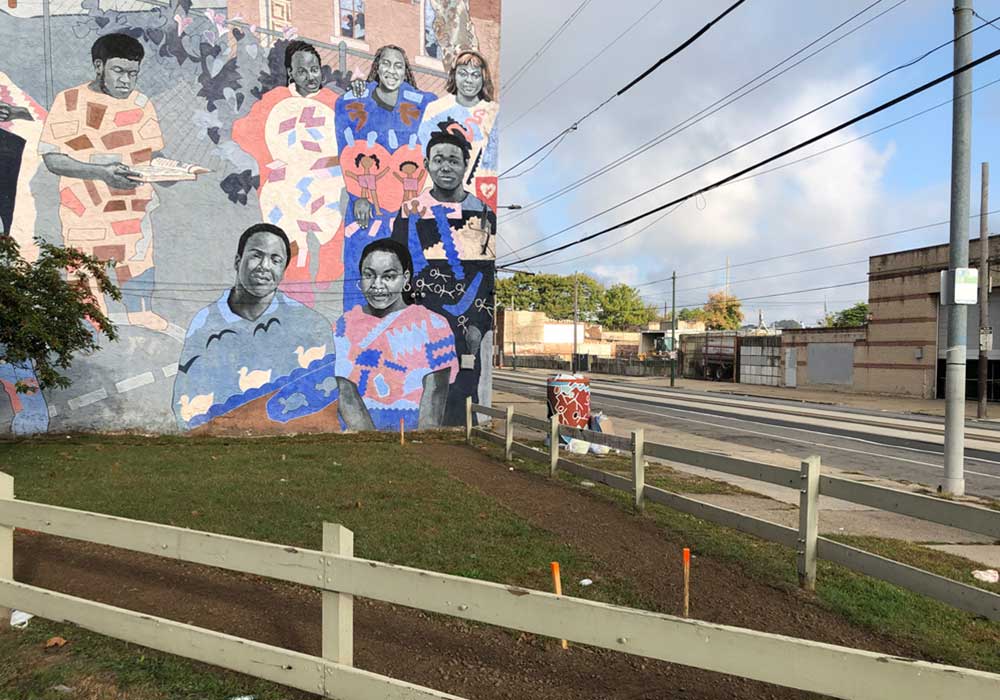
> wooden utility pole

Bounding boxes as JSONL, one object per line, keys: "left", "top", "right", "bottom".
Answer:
{"left": 573, "top": 272, "right": 580, "bottom": 373}
{"left": 671, "top": 271, "right": 677, "bottom": 388}
{"left": 979, "top": 162, "right": 990, "bottom": 419}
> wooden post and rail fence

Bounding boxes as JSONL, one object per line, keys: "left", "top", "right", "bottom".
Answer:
{"left": 465, "top": 397, "right": 1000, "bottom": 621}
{"left": 3, "top": 466, "right": 1000, "bottom": 698}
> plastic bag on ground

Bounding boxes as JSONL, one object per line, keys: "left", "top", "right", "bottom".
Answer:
{"left": 972, "top": 569, "right": 999, "bottom": 583}
{"left": 10, "top": 610, "right": 33, "bottom": 629}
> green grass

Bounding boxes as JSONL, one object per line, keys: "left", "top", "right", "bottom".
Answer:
{"left": 513, "top": 436, "right": 753, "bottom": 496}
{"left": 474, "top": 437, "right": 1000, "bottom": 673}
{"left": 0, "top": 432, "right": 650, "bottom": 699}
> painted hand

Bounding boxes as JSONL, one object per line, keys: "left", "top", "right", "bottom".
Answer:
{"left": 102, "top": 163, "right": 141, "bottom": 191}
{"left": 350, "top": 79, "right": 366, "bottom": 98}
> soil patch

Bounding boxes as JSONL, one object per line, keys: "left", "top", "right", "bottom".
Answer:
{"left": 10, "top": 443, "right": 917, "bottom": 700}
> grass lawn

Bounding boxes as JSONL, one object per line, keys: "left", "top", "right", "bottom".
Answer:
{"left": 2, "top": 430, "right": 1000, "bottom": 699}
{"left": 0, "top": 432, "right": 645, "bottom": 700}
{"left": 471, "top": 434, "right": 1000, "bottom": 674}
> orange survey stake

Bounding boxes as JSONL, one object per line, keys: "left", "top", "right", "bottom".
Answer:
{"left": 683, "top": 547, "right": 691, "bottom": 618}
{"left": 550, "top": 562, "right": 568, "bottom": 649}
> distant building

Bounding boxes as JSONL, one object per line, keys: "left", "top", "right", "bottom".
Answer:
{"left": 779, "top": 236, "right": 999, "bottom": 399}
{"left": 497, "top": 309, "right": 640, "bottom": 360}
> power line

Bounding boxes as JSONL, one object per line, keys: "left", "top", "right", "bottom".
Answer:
{"left": 498, "top": 0, "right": 750, "bottom": 177}
{"left": 633, "top": 209, "right": 1000, "bottom": 290}
{"left": 498, "top": 0, "right": 903, "bottom": 224}
{"left": 501, "top": 0, "right": 594, "bottom": 94}
{"left": 503, "top": 0, "right": 668, "bottom": 130}
{"left": 664, "top": 279, "right": 870, "bottom": 308}
{"left": 530, "top": 204, "right": 685, "bottom": 268}
{"left": 516, "top": 75, "right": 1000, "bottom": 271}
{"left": 497, "top": 43, "right": 1000, "bottom": 269}
{"left": 498, "top": 15, "right": 995, "bottom": 262}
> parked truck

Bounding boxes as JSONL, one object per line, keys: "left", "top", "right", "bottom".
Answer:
{"left": 680, "top": 331, "right": 737, "bottom": 381}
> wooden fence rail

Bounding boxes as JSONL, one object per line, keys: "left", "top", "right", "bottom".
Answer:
{"left": 469, "top": 402, "right": 1000, "bottom": 622}
{"left": 3, "top": 472, "right": 1000, "bottom": 700}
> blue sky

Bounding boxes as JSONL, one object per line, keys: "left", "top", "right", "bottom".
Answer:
{"left": 497, "top": 0, "right": 1000, "bottom": 324}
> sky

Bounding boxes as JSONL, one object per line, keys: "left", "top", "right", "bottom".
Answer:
{"left": 495, "top": 0, "right": 1000, "bottom": 326}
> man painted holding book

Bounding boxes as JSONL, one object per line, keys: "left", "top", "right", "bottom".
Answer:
{"left": 40, "top": 33, "right": 178, "bottom": 332}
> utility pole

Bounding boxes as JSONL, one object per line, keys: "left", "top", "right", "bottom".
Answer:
{"left": 573, "top": 272, "right": 580, "bottom": 373}
{"left": 979, "top": 162, "right": 990, "bottom": 419}
{"left": 943, "top": 0, "right": 974, "bottom": 496}
{"left": 671, "top": 271, "right": 677, "bottom": 388}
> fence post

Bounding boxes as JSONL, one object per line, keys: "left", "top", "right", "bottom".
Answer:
{"left": 797, "top": 456, "right": 820, "bottom": 591}
{"left": 322, "top": 523, "right": 354, "bottom": 666}
{"left": 504, "top": 405, "right": 514, "bottom": 462}
{"left": 0, "top": 472, "right": 12, "bottom": 622}
{"left": 549, "top": 415, "right": 560, "bottom": 477}
{"left": 465, "top": 396, "right": 473, "bottom": 444}
{"left": 632, "top": 429, "right": 645, "bottom": 513}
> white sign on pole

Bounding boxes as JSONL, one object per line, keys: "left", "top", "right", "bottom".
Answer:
{"left": 940, "top": 268, "right": 979, "bottom": 305}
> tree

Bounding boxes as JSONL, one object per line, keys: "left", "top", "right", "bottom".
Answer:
{"left": 1, "top": 236, "right": 120, "bottom": 392}
{"left": 773, "top": 319, "right": 802, "bottom": 330}
{"left": 599, "top": 284, "right": 657, "bottom": 330}
{"left": 676, "top": 307, "right": 704, "bottom": 323}
{"left": 496, "top": 272, "right": 603, "bottom": 321}
{"left": 825, "top": 302, "right": 869, "bottom": 328}
{"left": 701, "top": 291, "right": 743, "bottom": 330}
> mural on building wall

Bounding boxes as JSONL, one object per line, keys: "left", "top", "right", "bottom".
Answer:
{"left": 0, "top": 0, "right": 499, "bottom": 436}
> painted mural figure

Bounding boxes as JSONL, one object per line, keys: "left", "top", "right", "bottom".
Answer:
{"left": 39, "top": 34, "right": 176, "bottom": 332}
{"left": 172, "top": 224, "right": 339, "bottom": 432}
{"left": 417, "top": 49, "right": 499, "bottom": 210}
{"left": 336, "top": 44, "right": 437, "bottom": 311}
{"left": 1, "top": 75, "right": 50, "bottom": 436}
{"left": 232, "top": 41, "right": 344, "bottom": 308}
{"left": 0, "top": 71, "right": 47, "bottom": 259}
{"left": 334, "top": 238, "right": 457, "bottom": 431}
{"left": 391, "top": 119, "right": 494, "bottom": 425}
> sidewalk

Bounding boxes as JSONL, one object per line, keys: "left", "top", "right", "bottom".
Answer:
{"left": 498, "top": 366, "right": 998, "bottom": 422}
{"left": 492, "top": 388, "right": 1000, "bottom": 571}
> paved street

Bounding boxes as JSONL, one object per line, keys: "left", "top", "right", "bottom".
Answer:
{"left": 494, "top": 369, "right": 1000, "bottom": 500}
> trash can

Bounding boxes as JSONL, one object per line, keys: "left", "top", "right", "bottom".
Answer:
{"left": 546, "top": 373, "right": 591, "bottom": 429}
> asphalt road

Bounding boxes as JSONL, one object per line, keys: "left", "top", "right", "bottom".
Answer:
{"left": 493, "top": 370, "right": 1000, "bottom": 499}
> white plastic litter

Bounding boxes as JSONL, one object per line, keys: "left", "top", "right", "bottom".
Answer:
{"left": 972, "top": 569, "right": 999, "bottom": 583}
{"left": 568, "top": 438, "right": 589, "bottom": 455}
{"left": 579, "top": 578, "right": 593, "bottom": 586}
{"left": 580, "top": 480, "right": 596, "bottom": 488}
{"left": 10, "top": 610, "right": 33, "bottom": 629}
{"left": 228, "top": 695, "right": 257, "bottom": 700}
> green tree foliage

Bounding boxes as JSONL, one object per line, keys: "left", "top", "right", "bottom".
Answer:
{"left": 824, "top": 302, "right": 870, "bottom": 328}
{"left": 599, "top": 283, "right": 657, "bottom": 330}
{"left": 774, "top": 319, "right": 802, "bottom": 329}
{"left": 676, "top": 307, "right": 704, "bottom": 323}
{"left": 0, "top": 237, "right": 120, "bottom": 391}
{"left": 702, "top": 291, "right": 744, "bottom": 330}
{"left": 496, "top": 272, "right": 603, "bottom": 321}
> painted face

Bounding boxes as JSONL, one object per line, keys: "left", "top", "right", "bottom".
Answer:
{"left": 361, "top": 250, "right": 409, "bottom": 312}
{"left": 289, "top": 50, "right": 321, "bottom": 95}
{"left": 235, "top": 232, "right": 287, "bottom": 299}
{"left": 376, "top": 48, "right": 405, "bottom": 92}
{"left": 96, "top": 57, "right": 140, "bottom": 100}
{"left": 426, "top": 142, "right": 467, "bottom": 192}
{"left": 455, "top": 62, "right": 484, "bottom": 101}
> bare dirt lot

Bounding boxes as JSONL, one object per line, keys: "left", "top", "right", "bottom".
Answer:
{"left": 11, "top": 442, "right": 917, "bottom": 699}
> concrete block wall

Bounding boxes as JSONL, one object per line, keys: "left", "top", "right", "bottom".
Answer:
{"left": 739, "top": 344, "right": 781, "bottom": 386}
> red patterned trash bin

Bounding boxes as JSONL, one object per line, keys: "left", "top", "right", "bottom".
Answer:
{"left": 546, "top": 373, "right": 591, "bottom": 429}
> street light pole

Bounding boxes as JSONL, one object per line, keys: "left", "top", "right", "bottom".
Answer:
{"left": 943, "top": 0, "right": 974, "bottom": 496}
